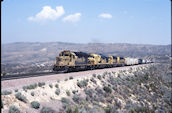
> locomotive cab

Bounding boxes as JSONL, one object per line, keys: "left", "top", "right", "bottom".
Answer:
{"left": 56, "top": 50, "right": 77, "bottom": 66}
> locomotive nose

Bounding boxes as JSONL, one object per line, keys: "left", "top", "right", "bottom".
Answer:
{"left": 56, "top": 57, "right": 62, "bottom": 64}
{"left": 57, "top": 57, "right": 62, "bottom": 61}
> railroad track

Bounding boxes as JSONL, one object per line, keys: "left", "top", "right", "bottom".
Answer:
{"left": 1, "top": 67, "right": 117, "bottom": 81}
{"left": 1, "top": 72, "right": 56, "bottom": 81}
{"left": 1, "top": 63, "right": 152, "bottom": 81}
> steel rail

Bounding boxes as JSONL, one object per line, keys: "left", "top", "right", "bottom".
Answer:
{"left": 1, "top": 72, "right": 57, "bottom": 81}
{"left": 1, "top": 63, "right": 152, "bottom": 81}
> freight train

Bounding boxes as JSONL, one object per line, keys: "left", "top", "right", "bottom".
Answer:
{"left": 53, "top": 50, "right": 151, "bottom": 72}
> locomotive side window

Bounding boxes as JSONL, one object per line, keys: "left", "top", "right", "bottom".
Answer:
{"left": 63, "top": 54, "right": 68, "bottom": 56}
{"left": 70, "top": 54, "right": 72, "bottom": 61}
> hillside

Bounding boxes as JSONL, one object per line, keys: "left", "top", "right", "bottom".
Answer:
{"left": 2, "top": 42, "right": 170, "bottom": 64}
{"left": 1, "top": 64, "right": 171, "bottom": 113}
{"left": 1, "top": 42, "right": 171, "bottom": 75}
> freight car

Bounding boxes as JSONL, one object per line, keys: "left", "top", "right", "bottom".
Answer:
{"left": 53, "top": 50, "right": 145, "bottom": 72}
{"left": 124, "top": 57, "right": 139, "bottom": 66}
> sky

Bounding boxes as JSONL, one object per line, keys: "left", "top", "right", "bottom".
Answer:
{"left": 2, "top": 0, "right": 171, "bottom": 45}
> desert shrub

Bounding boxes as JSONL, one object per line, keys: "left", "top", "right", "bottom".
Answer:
{"left": 78, "top": 108, "right": 89, "bottom": 113}
{"left": 103, "top": 86, "right": 112, "bottom": 93}
{"left": 130, "top": 107, "right": 154, "bottom": 113}
{"left": 103, "top": 72, "right": 108, "bottom": 76}
{"left": 97, "top": 75, "right": 101, "bottom": 80}
{"left": 31, "top": 91, "right": 35, "bottom": 96}
{"left": 61, "top": 97, "right": 70, "bottom": 104}
{"left": 119, "top": 70, "right": 123, "bottom": 73}
{"left": 106, "top": 97, "right": 113, "bottom": 103}
{"left": 66, "top": 90, "right": 70, "bottom": 96}
{"left": 72, "top": 90, "right": 78, "bottom": 94}
{"left": 93, "top": 95, "right": 99, "bottom": 102}
{"left": 15, "top": 89, "right": 18, "bottom": 92}
{"left": 1, "top": 90, "right": 12, "bottom": 95}
{"left": 112, "top": 85, "right": 117, "bottom": 91}
{"left": 104, "top": 105, "right": 116, "bottom": 113}
{"left": 69, "top": 76, "right": 73, "bottom": 80}
{"left": 126, "top": 77, "right": 130, "bottom": 81}
{"left": 49, "top": 84, "right": 53, "bottom": 88}
{"left": 38, "top": 82, "right": 45, "bottom": 87}
{"left": 97, "top": 96, "right": 105, "bottom": 103}
{"left": 72, "top": 94, "right": 80, "bottom": 103}
{"left": 87, "top": 105, "right": 105, "bottom": 113}
{"left": 108, "top": 72, "right": 112, "bottom": 76}
{"left": 66, "top": 106, "right": 79, "bottom": 113}
{"left": 130, "top": 109, "right": 136, "bottom": 113}
{"left": 77, "top": 80, "right": 88, "bottom": 88}
{"left": 86, "top": 95, "right": 91, "bottom": 101}
{"left": 40, "top": 107, "right": 56, "bottom": 113}
{"left": 15, "top": 92, "right": 27, "bottom": 103}
{"left": 102, "top": 74, "right": 105, "bottom": 79}
{"left": 30, "top": 83, "right": 38, "bottom": 89}
{"left": 108, "top": 84, "right": 111, "bottom": 87}
{"left": 112, "top": 71, "right": 116, "bottom": 75}
{"left": 92, "top": 74, "right": 96, "bottom": 77}
{"left": 9, "top": 106, "right": 20, "bottom": 113}
{"left": 22, "top": 86, "right": 27, "bottom": 91}
{"left": 65, "top": 78, "right": 68, "bottom": 81}
{"left": 108, "top": 76, "right": 116, "bottom": 85}
{"left": 84, "top": 89, "right": 94, "bottom": 98}
{"left": 95, "top": 87, "right": 103, "bottom": 95}
{"left": 55, "top": 84, "right": 59, "bottom": 88}
{"left": 55, "top": 88, "right": 60, "bottom": 95}
{"left": 23, "top": 83, "right": 37, "bottom": 90}
{"left": 90, "top": 78, "right": 97, "bottom": 84}
{"left": 30, "top": 101, "right": 40, "bottom": 109}
{"left": 62, "top": 103, "right": 68, "bottom": 110}
{"left": 66, "top": 107, "right": 72, "bottom": 113}
{"left": 144, "top": 74, "right": 149, "bottom": 80}
{"left": 74, "top": 107, "right": 79, "bottom": 113}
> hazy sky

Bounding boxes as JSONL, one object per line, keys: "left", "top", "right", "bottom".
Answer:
{"left": 2, "top": 0, "right": 171, "bottom": 45}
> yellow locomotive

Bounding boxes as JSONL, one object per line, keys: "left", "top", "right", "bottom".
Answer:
{"left": 53, "top": 50, "right": 125, "bottom": 72}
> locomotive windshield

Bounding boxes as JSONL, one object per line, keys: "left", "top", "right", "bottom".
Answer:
{"left": 61, "top": 53, "right": 69, "bottom": 56}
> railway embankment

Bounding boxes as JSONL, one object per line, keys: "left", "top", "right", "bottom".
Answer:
{"left": 1, "top": 63, "right": 171, "bottom": 113}
{"left": 2, "top": 64, "right": 148, "bottom": 90}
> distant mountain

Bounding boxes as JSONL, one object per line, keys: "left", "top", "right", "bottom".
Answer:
{"left": 2, "top": 42, "right": 171, "bottom": 64}
{"left": 1, "top": 42, "right": 170, "bottom": 75}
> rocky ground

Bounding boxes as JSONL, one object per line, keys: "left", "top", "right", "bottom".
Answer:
{"left": 1, "top": 63, "right": 171, "bottom": 113}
